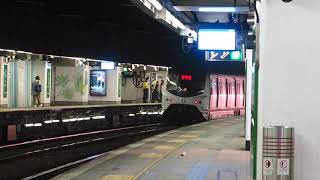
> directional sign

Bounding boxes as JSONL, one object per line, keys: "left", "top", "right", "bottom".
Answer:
{"left": 277, "top": 159, "right": 290, "bottom": 175}
{"left": 205, "top": 50, "right": 242, "bottom": 61}
{"left": 263, "top": 158, "right": 274, "bottom": 175}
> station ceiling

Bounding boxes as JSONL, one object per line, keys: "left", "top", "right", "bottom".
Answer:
{"left": 0, "top": 0, "right": 246, "bottom": 74}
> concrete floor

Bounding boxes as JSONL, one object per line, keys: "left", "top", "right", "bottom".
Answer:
{"left": 53, "top": 117, "right": 250, "bottom": 180}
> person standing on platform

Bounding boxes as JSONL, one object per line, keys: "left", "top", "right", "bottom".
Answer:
{"left": 154, "top": 81, "right": 160, "bottom": 103}
{"left": 151, "top": 78, "right": 157, "bottom": 103}
{"left": 143, "top": 77, "right": 149, "bottom": 103}
{"left": 159, "top": 80, "right": 164, "bottom": 102}
{"left": 32, "top": 76, "right": 42, "bottom": 107}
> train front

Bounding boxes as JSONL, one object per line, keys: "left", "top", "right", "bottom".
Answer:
{"left": 162, "top": 68, "right": 209, "bottom": 123}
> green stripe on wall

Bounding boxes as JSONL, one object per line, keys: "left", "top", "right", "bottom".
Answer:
{"left": 25, "top": 61, "right": 32, "bottom": 106}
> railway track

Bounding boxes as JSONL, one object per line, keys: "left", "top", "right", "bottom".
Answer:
{"left": 0, "top": 123, "right": 176, "bottom": 180}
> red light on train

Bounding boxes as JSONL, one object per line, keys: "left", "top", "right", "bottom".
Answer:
{"left": 180, "top": 75, "right": 192, "bottom": 81}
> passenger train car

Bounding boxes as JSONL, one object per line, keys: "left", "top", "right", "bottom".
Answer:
{"left": 162, "top": 68, "right": 245, "bottom": 121}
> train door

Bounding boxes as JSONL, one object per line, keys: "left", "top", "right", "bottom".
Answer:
{"left": 209, "top": 75, "right": 218, "bottom": 112}
{"left": 217, "top": 77, "right": 227, "bottom": 109}
{"left": 226, "top": 78, "right": 236, "bottom": 108}
{"left": 235, "top": 78, "right": 243, "bottom": 108}
{"left": 242, "top": 78, "right": 246, "bottom": 108}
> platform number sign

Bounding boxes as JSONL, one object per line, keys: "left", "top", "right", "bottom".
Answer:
{"left": 263, "top": 158, "right": 274, "bottom": 175}
{"left": 277, "top": 159, "right": 290, "bottom": 175}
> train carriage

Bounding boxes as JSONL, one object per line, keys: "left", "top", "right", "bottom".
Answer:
{"left": 162, "top": 68, "right": 245, "bottom": 121}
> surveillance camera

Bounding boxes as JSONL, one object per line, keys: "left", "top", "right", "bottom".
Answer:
{"left": 282, "top": 0, "right": 292, "bottom": 2}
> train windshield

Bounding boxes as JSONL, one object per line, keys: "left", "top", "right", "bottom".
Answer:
{"left": 166, "top": 69, "right": 206, "bottom": 97}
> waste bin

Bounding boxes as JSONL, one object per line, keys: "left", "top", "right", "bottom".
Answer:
{"left": 263, "top": 126, "right": 294, "bottom": 180}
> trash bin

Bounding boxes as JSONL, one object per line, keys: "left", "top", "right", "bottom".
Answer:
{"left": 263, "top": 126, "right": 294, "bottom": 180}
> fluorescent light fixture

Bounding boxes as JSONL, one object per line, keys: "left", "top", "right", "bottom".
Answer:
{"left": 198, "top": 7, "right": 236, "bottom": 13}
{"left": 34, "top": 123, "right": 42, "bottom": 127}
{"left": 148, "top": 0, "right": 162, "bottom": 10}
{"left": 25, "top": 124, "right": 34, "bottom": 127}
{"left": 83, "top": 117, "right": 91, "bottom": 120}
{"left": 52, "top": 120, "right": 60, "bottom": 123}
{"left": 140, "top": 0, "right": 152, "bottom": 11}
{"left": 62, "top": 119, "right": 70, "bottom": 123}
{"left": 165, "top": 10, "right": 186, "bottom": 30}
{"left": 129, "top": 114, "right": 136, "bottom": 117}
{"left": 44, "top": 120, "right": 53, "bottom": 124}
{"left": 92, "top": 116, "right": 105, "bottom": 120}
{"left": 140, "top": 112, "right": 147, "bottom": 115}
{"left": 69, "top": 118, "right": 77, "bottom": 122}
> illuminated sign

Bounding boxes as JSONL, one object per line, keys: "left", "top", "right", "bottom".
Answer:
{"left": 205, "top": 50, "right": 242, "bottom": 61}
{"left": 180, "top": 75, "right": 192, "bottom": 81}
{"left": 101, "top": 61, "right": 115, "bottom": 70}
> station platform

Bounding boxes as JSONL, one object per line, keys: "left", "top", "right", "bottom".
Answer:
{"left": 0, "top": 103, "right": 161, "bottom": 113}
{"left": 53, "top": 117, "right": 250, "bottom": 180}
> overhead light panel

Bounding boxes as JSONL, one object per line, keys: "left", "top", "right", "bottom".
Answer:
{"left": 165, "top": 10, "right": 186, "bottom": 30}
{"left": 148, "top": 0, "right": 162, "bottom": 11}
{"left": 198, "top": 7, "right": 236, "bottom": 13}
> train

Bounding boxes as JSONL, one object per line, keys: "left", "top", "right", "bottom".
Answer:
{"left": 162, "top": 68, "right": 245, "bottom": 122}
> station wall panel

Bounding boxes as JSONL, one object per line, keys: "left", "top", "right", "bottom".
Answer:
{"left": 54, "top": 65, "right": 89, "bottom": 104}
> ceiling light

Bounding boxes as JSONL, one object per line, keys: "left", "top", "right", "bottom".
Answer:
{"left": 165, "top": 10, "right": 186, "bottom": 30}
{"left": 34, "top": 123, "right": 42, "bottom": 127}
{"left": 148, "top": 0, "right": 162, "bottom": 11}
{"left": 198, "top": 7, "right": 236, "bottom": 13}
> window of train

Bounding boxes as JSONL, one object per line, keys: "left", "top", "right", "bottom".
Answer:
{"left": 213, "top": 78, "right": 218, "bottom": 108}
{"left": 166, "top": 69, "right": 205, "bottom": 97}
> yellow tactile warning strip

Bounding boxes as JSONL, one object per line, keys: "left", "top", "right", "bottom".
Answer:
{"left": 131, "top": 123, "right": 230, "bottom": 180}
{"left": 179, "top": 135, "right": 198, "bottom": 138}
{"left": 139, "top": 153, "right": 163, "bottom": 158}
{"left": 209, "top": 125, "right": 222, "bottom": 128}
{"left": 188, "top": 130, "right": 205, "bottom": 133}
{"left": 168, "top": 139, "right": 186, "bottom": 143}
{"left": 142, "top": 138, "right": 157, "bottom": 142}
{"left": 101, "top": 175, "right": 134, "bottom": 180}
{"left": 132, "top": 136, "right": 197, "bottom": 180}
{"left": 154, "top": 145, "right": 175, "bottom": 150}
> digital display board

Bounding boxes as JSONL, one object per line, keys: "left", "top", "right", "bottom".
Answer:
{"left": 90, "top": 70, "right": 106, "bottom": 96}
{"left": 198, "top": 29, "right": 236, "bottom": 50}
{"left": 101, "top": 61, "right": 115, "bottom": 70}
{"left": 180, "top": 75, "right": 192, "bottom": 81}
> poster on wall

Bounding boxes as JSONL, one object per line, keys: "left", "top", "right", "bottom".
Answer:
{"left": 90, "top": 70, "right": 106, "bottom": 96}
